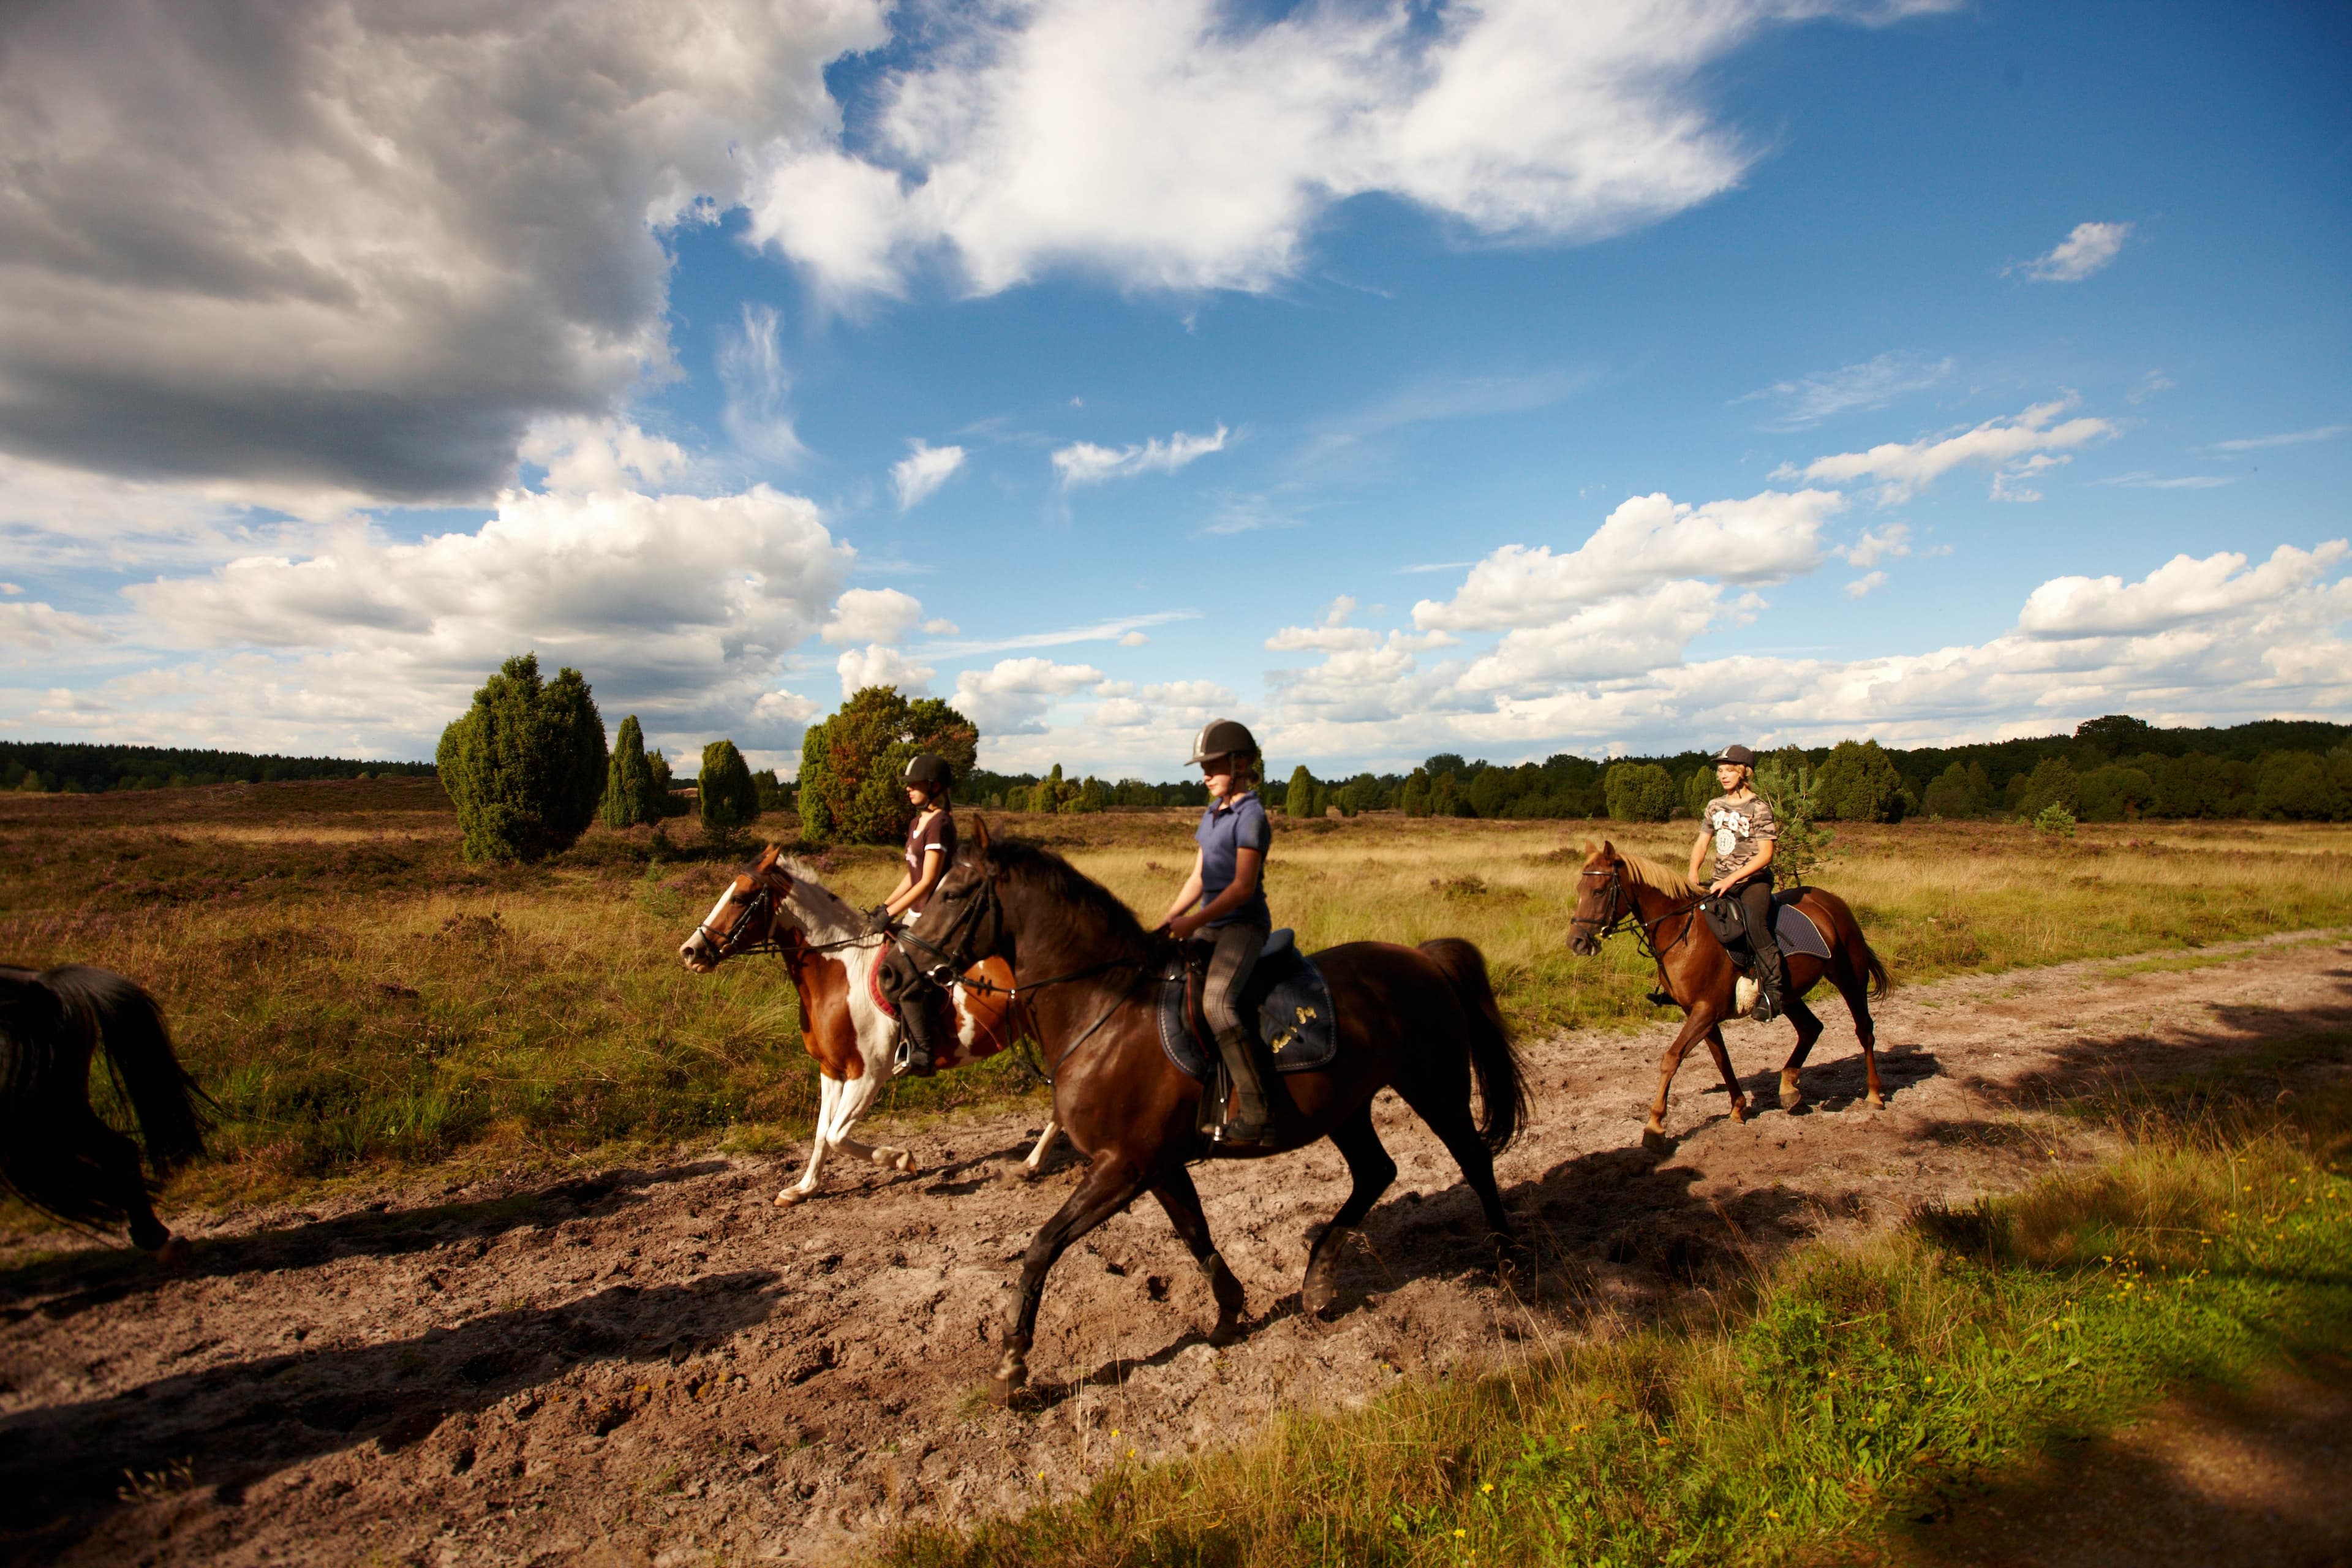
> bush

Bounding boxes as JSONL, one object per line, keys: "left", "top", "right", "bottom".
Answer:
{"left": 1812, "top": 739, "right": 1907, "bottom": 822}
{"left": 1286, "top": 765, "right": 1317, "bottom": 819}
{"left": 797, "top": 687, "right": 979, "bottom": 845}
{"left": 2034, "top": 804, "right": 2078, "bottom": 836}
{"left": 2013, "top": 758, "right": 2081, "bottom": 821}
{"left": 1681, "top": 766, "right": 1715, "bottom": 820}
{"left": 599, "top": 715, "right": 658, "bottom": 828}
{"left": 1604, "top": 762, "right": 1676, "bottom": 822}
{"left": 1399, "top": 769, "right": 1431, "bottom": 816}
{"left": 2078, "top": 764, "right": 2155, "bottom": 823}
{"left": 2255, "top": 750, "right": 2347, "bottom": 821}
{"left": 698, "top": 740, "right": 761, "bottom": 833}
{"left": 435, "top": 654, "right": 607, "bottom": 864}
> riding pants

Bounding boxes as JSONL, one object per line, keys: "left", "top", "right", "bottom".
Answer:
{"left": 1201, "top": 922, "right": 1267, "bottom": 1041}
{"left": 1732, "top": 875, "right": 1787, "bottom": 1004}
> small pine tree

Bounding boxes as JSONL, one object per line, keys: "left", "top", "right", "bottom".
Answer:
{"left": 436, "top": 653, "right": 608, "bottom": 864}
{"left": 1286, "top": 765, "right": 1316, "bottom": 818}
{"left": 1399, "top": 769, "right": 1430, "bottom": 817}
{"left": 1681, "top": 766, "right": 1716, "bottom": 820}
{"left": 647, "top": 748, "right": 676, "bottom": 815}
{"left": 600, "top": 715, "right": 656, "bottom": 827}
{"left": 1754, "top": 747, "right": 1835, "bottom": 888}
{"left": 698, "top": 740, "right": 761, "bottom": 833}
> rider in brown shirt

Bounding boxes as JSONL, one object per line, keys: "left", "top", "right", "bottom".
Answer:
{"left": 870, "top": 753, "right": 957, "bottom": 1076}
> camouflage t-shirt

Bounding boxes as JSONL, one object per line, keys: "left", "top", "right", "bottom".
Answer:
{"left": 1704, "top": 794, "right": 1777, "bottom": 882}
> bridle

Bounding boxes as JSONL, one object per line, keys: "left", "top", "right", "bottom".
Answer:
{"left": 692, "top": 875, "right": 876, "bottom": 965}
{"left": 1568, "top": 860, "right": 1700, "bottom": 963}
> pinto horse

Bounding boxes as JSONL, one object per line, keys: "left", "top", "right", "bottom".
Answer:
{"left": 677, "top": 846, "right": 1060, "bottom": 1205}
{"left": 912, "top": 820, "right": 1528, "bottom": 1404}
{"left": 1566, "top": 840, "right": 1888, "bottom": 1146}
{"left": 0, "top": 964, "right": 208, "bottom": 1262}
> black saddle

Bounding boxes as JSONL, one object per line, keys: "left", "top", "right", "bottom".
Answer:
{"left": 1155, "top": 929, "right": 1338, "bottom": 1080}
{"left": 1698, "top": 889, "right": 1819, "bottom": 972}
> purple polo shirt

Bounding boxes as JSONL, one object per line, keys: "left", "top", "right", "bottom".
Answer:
{"left": 1194, "top": 790, "right": 1272, "bottom": 930}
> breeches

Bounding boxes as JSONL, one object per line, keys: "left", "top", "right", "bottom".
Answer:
{"left": 1734, "top": 878, "right": 1781, "bottom": 962}
{"left": 1202, "top": 923, "right": 1267, "bottom": 1038}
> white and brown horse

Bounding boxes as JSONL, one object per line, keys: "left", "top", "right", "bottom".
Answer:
{"left": 677, "top": 845, "right": 1058, "bottom": 1207}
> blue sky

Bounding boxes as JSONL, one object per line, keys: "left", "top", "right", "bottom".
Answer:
{"left": 1, "top": 0, "right": 2345, "bottom": 778}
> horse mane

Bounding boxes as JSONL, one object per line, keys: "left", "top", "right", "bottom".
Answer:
{"left": 1586, "top": 840, "right": 1702, "bottom": 899}
{"left": 979, "top": 837, "right": 1150, "bottom": 948}
{"left": 768, "top": 854, "right": 861, "bottom": 938}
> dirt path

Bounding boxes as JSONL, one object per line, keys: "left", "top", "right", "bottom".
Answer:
{"left": 5, "top": 934, "right": 2349, "bottom": 1566}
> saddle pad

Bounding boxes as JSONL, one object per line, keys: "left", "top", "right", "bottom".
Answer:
{"left": 1773, "top": 900, "right": 1833, "bottom": 962}
{"left": 1699, "top": 895, "right": 1834, "bottom": 964}
{"left": 1156, "top": 929, "right": 1339, "bottom": 1080}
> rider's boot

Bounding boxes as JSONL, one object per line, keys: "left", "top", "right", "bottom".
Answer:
{"left": 898, "top": 993, "right": 940, "bottom": 1077}
{"left": 1751, "top": 939, "right": 1787, "bottom": 1025}
{"left": 1212, "top": 1025, "right": 1278, "bottom": 1149}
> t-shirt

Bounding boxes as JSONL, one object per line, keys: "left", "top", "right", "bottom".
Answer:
{"left": 1705, "top": 794, "right": 1777, "bottom": 882}
{"left": 1194, "top": 790, "right": 1272, "bottom": 930}
{"left": 903, "top": 808, "right": 956, "bottom": 913}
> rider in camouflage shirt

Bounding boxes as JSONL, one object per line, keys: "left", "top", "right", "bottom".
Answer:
{"left": 1689, "top": 744, "right": 1786, "bottom": 1021}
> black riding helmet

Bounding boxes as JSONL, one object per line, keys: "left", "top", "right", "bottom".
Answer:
{"left": 901, "top": 752, "right": 954, "bottom": 791}
{"left": 1186, "top": 717, "right": 1259, "bottom": 767}
{"left": 1711, "top": 744, "right": 1757, "bottom": 767}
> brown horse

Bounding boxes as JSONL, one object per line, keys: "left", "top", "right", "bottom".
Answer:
{"left": 1565, "top": 840, "right": 1888, "bottom": 1146}
{"left": 913, "top": 820, "right": 1528, "bottom": 1403}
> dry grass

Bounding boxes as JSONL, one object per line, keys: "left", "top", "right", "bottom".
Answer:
{"left": 1, "top": 782, "right": 2346, "bottom": 1210}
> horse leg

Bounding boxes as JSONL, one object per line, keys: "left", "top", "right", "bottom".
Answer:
{"left": 992, "top": 1153, "right": 1150, "bottom": 1403}
{"left": 1021, "top": 1118, "right": 1061, "bottom": 1175}
{"left": 1392, "top": 1071, "right": 1514, "bottom": 1242}
{"left": 777, "top": 1074, "right": 842, "bottom": 1208}
{"left": 1829, "top": 958, "right": 1885, "bottom": 1109}
{"left": 1645, "top": 1008, "right": 1720, "bottom": 1148}
{"left": 1700, "top": 1025, "right": 1751, "bottom": 1124}
{"left": 825, "top": 1071, "right": 913, "bottom": 1174}
{"left": 1777, "top": 995, "right": 1825, "bottom": 1114}
{"left": 1303, "top": 1106, "right": 1396, "bottom": 1317}
{"left": 1149, "top": 1164, "right": 1248, "bottom": 1346}
{"left": 75, "top": 1108, "right": 181, "bottom": 1261}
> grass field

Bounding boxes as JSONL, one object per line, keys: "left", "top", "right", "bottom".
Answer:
{"left": 2, "top": 777, "right": 2346, "bottom": 1209}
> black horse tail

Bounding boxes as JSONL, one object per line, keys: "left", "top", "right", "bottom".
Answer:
{"left": 45, "top": 966, "right": 209, "bottom": 1177}
{"left": 1418, "top": 938, "right": 1528, "bottom": 1153}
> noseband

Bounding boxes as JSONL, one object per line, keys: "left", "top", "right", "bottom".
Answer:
{"left": 1568, "top": 862, "right": 1697, "bottom": 959}
{"left": 694, "top": 880, "right": 785, "bottom": 960}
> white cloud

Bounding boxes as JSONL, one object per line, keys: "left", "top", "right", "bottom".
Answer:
{"left": 0, "top": 600, "right": 113, "bottom": 651}
{"left": 2094, "top": 472, "right": 2234, "bottom": 491}
{"left": 891, "top": 440, "right": 968, "bottom": 510}
{"left": 822, "top": 587, "right": 932, "bottom": 646}
{"left": 1839, "top": 523, "right": 1913, "bottom": 569}
{"left": 0, "top": 0, "right": 887, "bottom": 498}
{"left": 1459, "top": 579, "right": 1728, "bottom": 692}
{"left": 1052, "top": 426, "right": 1229, "bottom": 487}
{"left": 919, "top": 610, "right": 1198, "bottom": 657}
{"left": 2019, "top": 221, "right": 2133, "bottom": 282}
{"left": 1414, "top": 489, "right": 1845, "bottom": 632}
{"left": 1844, "top": 571, "right": 1887, "bottom": 600}
{"left": 2205, "top": 426, "right": 2348, "bottom": 453}
{"left": 952, "top": 657, "right": 1107, "bottom": 734}
{"left": 2018, "top": 542, "right": 2349, "bottom": 640}
{"left": 1118, "top": 630, "right": 1150, "bottom": 647}
{"left": 1736, "top": 353, "right": 1953, "bottom": 431}
{"left": 837, "top": 643, "right": 935, "bottom": 698}
{"left": 747, "top": 0, "right": 1945, "bottom": 298}
{"left": 717, "top": 304, "right": 810, "bottom": 466}
{"left": 1784, "top": 397, "right": 2115, "bottom": 503}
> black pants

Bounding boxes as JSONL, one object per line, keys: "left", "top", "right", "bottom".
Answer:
{"left": 1732, "top": 875, "right": 1786, "bottom": 998}
{"left": 877, "top": 944, "right": 944, "bottom": 1060}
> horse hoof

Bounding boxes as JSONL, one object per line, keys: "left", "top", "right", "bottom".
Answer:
{"left": 1208, "top": 1317, "right": 1245, "bottom": 1348}
{"left": 774, "top": 1189, "right": 805, "bottom": 1208}
{"left": 1731, "top": 1099, "right": 1751, "bottom": 1125}
{"left": 1641, "top": 1128, "right": 1670, "bottom": 1153}
{"left": 987, "top": 1375, "right": 1022, "bottom": 1408}
{"left": 893, "top": 1152, "right": 916, "bottom": 1174}
{"left": 153, "top": 1235, "right": 194, "bottom": 1270}
{"left": 1868, "top": 1093, "right": 1885, "bottom": 1110}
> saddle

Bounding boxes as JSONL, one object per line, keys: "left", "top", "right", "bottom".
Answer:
{"left": 867, "top": 940, "right": 956, "bottom": 1038}
{"left": 1696, "top": 891, "right": 1833, "bottom": 971}
{"left": 1155, "top": 929, "right": 1338, "bottom": 1082}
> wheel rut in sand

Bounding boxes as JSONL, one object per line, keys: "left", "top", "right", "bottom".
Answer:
{"left": 3, "top": 933, "right": 2348, "bottom": 1565}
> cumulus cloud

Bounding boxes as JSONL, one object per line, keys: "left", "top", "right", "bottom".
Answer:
{"left": 1414, "top": 489, "right": 1845, "bottom": 632}
{"left": 1458, "top": 579, "right": 1730, "bottom": 692}
{"left": 119, "top": 422, "right": 852, "bottom": 751}
{"left": 1844, "top": 571, "right": 1887, "bottom": 599}
{"left": 837, "top": 643, "right": 935, "bottom": 698}
{"left": 891, "top": 440, "right": 967, "bottom": 510}
{"left": 824, "top": 588, "right": 938, "bottom": 646}
{"left": 1840, "top": 523, "right": 1913, "bottom": 569}
{"left": 0, "top": 600, "right": 113, "bottom": 651}
{"left": 2017, "top": 542, "right": 2348, "bottom": 640}
{"left": 748, "top": 0, "right": 1946, "bottom": 298}
{"left": 2019, "top": 221, "right": 2133, "bottom": 282}
{"left": 0, "top": 0, "right": 887, "bottom": 499}
{"left": 951, "top": 657, "right": 1107, "bottom": 734}
{"left": 1052, "top": 426, "right": 1229, "bottom": 488}
{"left": 1784, "top": 397, "right": 2115, "bottom": 504}
{"left": 1735, "top": 353, "right": 1953, "bottom": 431}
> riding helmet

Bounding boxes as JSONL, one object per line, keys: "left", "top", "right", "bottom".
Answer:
{"left": 1712, "top": 744, "right": 1757, "bottom": 767}
{"left": 1186, "top": 717, "right": 1259, "bottom": 766}
{"left": 901, "top": 752, "right": 954, "bottom": 790}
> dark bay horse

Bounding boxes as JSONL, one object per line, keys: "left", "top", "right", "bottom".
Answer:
{"left": 0, "top": 965, "right": 208, "bottom": 1262}
{"left": 914, "top": 820, "right": 1528, "bottom": 1403}
{"left": 1566, "top": 840, "right": 1888, "bottom": 1146}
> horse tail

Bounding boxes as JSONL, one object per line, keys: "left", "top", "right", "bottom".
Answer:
{"left": 1417, "top": 938, "right": 1528, "bottom": 1153}
{"left": 44, "top": 966, "right": 210, "bottom": 1178}
{"left": 1863, "top": 940, "right": 1891, "bottom": 999}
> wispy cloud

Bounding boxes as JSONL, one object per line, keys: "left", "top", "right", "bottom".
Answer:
{"left": 917, "top": 609, "right": 1199, "bottom": 657}
{"left": 717, "top": 303, "right": 809, "bottom": 466}
{"left": 1400, "top": 561, "right": 1474, "bottom": 575}
{"left": 1784, "top": 396, "right": 2114, "bottom": 504}
{"left": 2204, "top": 424, "right": 2346, "bottom": 452}
{"left": 1052, "top": 426, "right": 1228, "bottom": 487}
{"left": 2094, "top": 472, "right": 2235, "bottom": 491}
{"left": 2015, "top": 221, "right": 2133, "bottom": 282}
{"left": 1735, "top": 352, "right": 1953, "bottom": 431}
{"left": 891, "top": 439, "right": 967, "bottom": 510}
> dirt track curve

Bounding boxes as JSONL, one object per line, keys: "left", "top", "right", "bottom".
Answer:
{"left": 4, "top": 933, "right": 2349, "bottom": 1566}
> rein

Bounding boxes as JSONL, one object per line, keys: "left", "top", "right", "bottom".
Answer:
{"left": 1572, "top": 863, "right": 1702, "bottom": 967}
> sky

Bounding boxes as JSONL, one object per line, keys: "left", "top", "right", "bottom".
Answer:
{"left": 1, "top": 0, "right": 2347, "bottom": 780}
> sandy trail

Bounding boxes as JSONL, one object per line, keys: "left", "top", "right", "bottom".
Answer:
{"left": 4, "top": 933, "right": 2348, "bottom": 1566}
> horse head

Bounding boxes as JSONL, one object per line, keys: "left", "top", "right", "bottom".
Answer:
{"left": 1566, "top": 839, "right": 1627, "bottom": 957}
{"left": 679, "top": 843, "right": 792, "bottom": 972}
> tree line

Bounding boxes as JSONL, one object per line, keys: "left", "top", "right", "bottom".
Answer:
{"left": 1, "top": 740, "right": 433, "bottom": 795}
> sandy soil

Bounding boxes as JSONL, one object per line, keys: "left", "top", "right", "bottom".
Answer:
{"left": 4, "top": 933, "right": 2348, "bottom": 1567}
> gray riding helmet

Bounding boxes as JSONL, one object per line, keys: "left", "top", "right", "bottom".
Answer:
{"left": 1186, "top": 718, "right": 1259, "bottom": 766}
{"left": 1711, "top": 744, "right": 1757, "bottom": 767}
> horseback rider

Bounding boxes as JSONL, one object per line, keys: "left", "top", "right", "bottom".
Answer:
{"left": 1689, "top": 744, "right": 1785, "bottom": 1023}
{"left": 1159, "top": 718, "right": 1278, "bottom": 1150}
{"left": 869, "top": 753, "right": 957, "bottom": 1077}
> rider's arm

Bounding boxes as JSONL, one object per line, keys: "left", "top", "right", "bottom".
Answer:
{"left": 1162, "top": 850, "right": 1206, "bottom": 930}
{"left": 886, "top": 846, "right": 946, "bottom": 920}
{"left": 1173, "top": 847, "right": 1262, "bottom": 938}
{"left": 1688, "top": 827, "right": 1712, "bottom": 883}
{"left": 1710, "top": 835, "right": 1776, "bottom": 892}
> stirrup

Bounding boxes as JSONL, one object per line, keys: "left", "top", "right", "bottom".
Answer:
{"left": 1213, "top": 1114, "right": 1278, "bottom": 1150}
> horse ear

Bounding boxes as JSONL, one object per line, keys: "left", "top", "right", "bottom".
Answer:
{"left": 973, "top": 815, "right": 991, "bottom": 851}
{"left": 755, "top": 843, "right": 780, "bottom": 875}
{"left": 1599, "top": 838, "right": 1616, "bottom": 859}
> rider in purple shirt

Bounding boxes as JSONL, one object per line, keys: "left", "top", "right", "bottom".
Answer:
{"left": 1160, "top": 719, "right": 1276, "bottom": 1148}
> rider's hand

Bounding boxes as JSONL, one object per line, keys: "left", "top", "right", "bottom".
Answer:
{"left": 865, "top": 904, "right": 896, "bottom": 936}
{"left": 1167, "top": 913, "right": 1201, "bottom": 942}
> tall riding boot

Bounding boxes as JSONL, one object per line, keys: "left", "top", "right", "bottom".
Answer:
{"left": 896, "top": 980, "right": 941, "bottom": 1077}
{"left": 1212, "top": 1025, "right": 1277, "bottom": 1148}
{"left": 1738, "top": 883, "right": 1786, "bottom": 1023}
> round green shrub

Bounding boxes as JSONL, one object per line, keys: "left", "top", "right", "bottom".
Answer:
{"left": 436, "top": 654, "right": 607, "bottom": 864}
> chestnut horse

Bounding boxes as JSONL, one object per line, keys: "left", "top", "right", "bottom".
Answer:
{"left": 678, "top": 846, "right": 1059, "bottom": 1205}
{"left": 1566, "top": 840, "right": 1888, "bottom": 1146}
{"left": 912, "top": 820, "right": 1528, "bottom": 1404}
